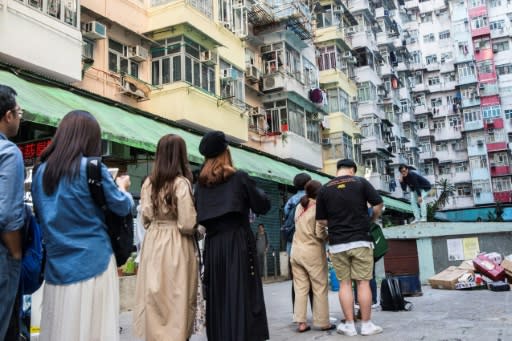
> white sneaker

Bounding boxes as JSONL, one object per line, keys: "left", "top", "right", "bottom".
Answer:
{"left": 410, "top": 219, "right": 419, "bottom": 224}
{"left": 361, "top": 321, "right": 383, "bottom": 336}
{"left": 371, "top": 302, "right": 380, "bottom": 309}
{"left": 420, "top": 217, "right": 427, "bottom": 222}
{"left": 337, "top": 322, "right": 358, "bottom": 336}
{"left": 354, "top": 303, "right": 360, "bottom": 310}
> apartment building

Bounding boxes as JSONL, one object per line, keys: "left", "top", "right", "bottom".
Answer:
{"left": 399, "top": 0, "right": 512, "bottom": 209}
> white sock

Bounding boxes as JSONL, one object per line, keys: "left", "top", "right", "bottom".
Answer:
{"left": 345, "top": 321, "right": 355, "bottom": 327}
{"left": 361, "top": 321, "right": 373, "bottom": 328}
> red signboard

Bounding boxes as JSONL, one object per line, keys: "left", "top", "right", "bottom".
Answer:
{"left": 18, "top": 139, "right": 51, "bottom": 160}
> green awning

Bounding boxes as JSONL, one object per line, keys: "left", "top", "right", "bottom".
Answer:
{"left": 0, "top": 70, "right": 329, "bottom": 185}
{"left": 382, "top": 196, "right": 413, "bottom": 214}
{"left": 0, "top": 70, "right": 412, "bottom": 214}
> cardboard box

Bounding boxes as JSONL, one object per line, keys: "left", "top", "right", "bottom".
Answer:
{"left": 501, "top": 258, "right": 512, "bottom": 277}
{"left": 458, "top": 260, "right": 476, "bottom": 272}
{"left": 429, "top": 266, "right": 470, "bottom": 290}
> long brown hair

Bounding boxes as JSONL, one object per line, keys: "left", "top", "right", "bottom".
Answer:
{"left": 300, "top": 180, "right": 322, "bottom": 208}
{"left": 149, "top": 134, "right": 192, "bottom": 213}
{"left": 39, "top": 110, "right": 101, "bottom": 195}
{"left": 198, "top": 148, "right": 236, "bottom": 187}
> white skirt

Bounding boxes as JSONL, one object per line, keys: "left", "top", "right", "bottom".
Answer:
{"left": 39, "top": 256, "right": 119, "bottom": 341}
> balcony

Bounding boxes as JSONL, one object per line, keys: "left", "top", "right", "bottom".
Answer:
{"left": 252, "top": 131, "right": 323, "bottom": 168}
{"left": 471, "top": 26, "right": 491, "bottom": 38}
{"left": 463, "top": 119, "right": 483, "bottom": 131}
{"left": 454, "top": 52, "right": 474, "bottom": 65}
{"left": 426, "top": 63, "right": 440, "bottom": 72}
{"left": 433, "top": 127, "right": 462, "bottom": 141}
{"left": 419, "top": 150, "right": 436, "bottom": 160}
{"left": 467, "top": 143, "right": 487, "bottom": 156}
{"left": 440, "top": 61, "right": 455, "bottom": 73}
{"left": 490, "top": 165, "right": 512, "bottom": 177}
{"left": 350, "top": 31, "right": 377, "bottom": 51}
{"left": 470, "top": 167, "right": 490, "bottom": 181}
{"left": 376, "top": 32, "right": 394, "bottom": 46}
{"left": 349, "top": 0, "right": 375, "bottom": 15}
{"left": 494, "top": 191, "right": 512, "bottom": 203}
{"left": 361, "top": 136, "right": 382, "bottom": 154}
{"left": 404, "top": 0, "right": 419, "bottom": 9}
{"left": 401, "top": 112, "right": 415, "bottom": 123}
{"left": 453, "top": 171, "right": 471, "bottom": 184}
{"left": 412, "top": 82, "right": 428, "bottom": 92}
{"left": 450, "top": 195, "right": 475, "bottom": 209}
{"left": 435, "top": 150, "right": 451, "bottom": 163}
{"left": 367, "top": 173, "right": 391, "bottom": 193}
{"left": 417, "top": 127, "right": 431, "bottom": 137}
{"left": 458, "top": 74, "right": 478, "bottom": 85}
{"left": 0, "top": 0, "right": 82, "bottom": 82}
{"left": 414, "top": 105, "right": 431, "bottom": 115}
{"left": 379, "top": 63, "right": 393, "bottom": 76}
{"left": 487, "top": 142, "right": 508, "bottom": 152}
{"left": 461, "top": 97, "right": 480, "bottom": 108}
{"left": 474, "top": 192, "right": 494, "bottom": 205}
{"left": 358, "top": 102, "right": 383, "bottom": 119}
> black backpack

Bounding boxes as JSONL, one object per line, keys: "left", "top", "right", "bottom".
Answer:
{"left": 281, "top": 202, "right": 298, "bottom": 242}
{"left": 87, "top": 157, "right": 134, "bottom": 266}
{"left": 380, "top": 277, "right": 413, "bottom": 311}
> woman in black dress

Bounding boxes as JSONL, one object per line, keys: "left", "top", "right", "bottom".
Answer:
{"left": 195, "top": 131, "right": 271, "bottom": 341}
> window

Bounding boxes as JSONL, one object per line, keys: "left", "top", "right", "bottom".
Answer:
{"left": 423, "top": 33, "right": 435, "bottom": 43}
{"left": 492, "top": 177, "right": 511, "bottom": 192}
{"left": 505, "top": 109, "right": 512, "bottom": 119}
{"left": 316, "top": 5, "right": 342, "bottom": 28}
{"left": 400, "top": 99, "right": 410, "bottom": 113}
{"left": 470, "top": 156, "right": 487, "bottom": 169}
{"left": 470, "top": 0, "right": 486, "bottom": 7}
{"left": 306, "top": 112, "right": 321, "bottom": 143}
{"left": 482, "top": 105, "right": 501, "bottom": 119}
{"left": 327, "top": 88, "right": 350, "bottom": 116}
{"left": 428, "top": 76, "right": 440, "bottom": 86}
{"left": 317, "top": 46, "right": 340, "bottom": 71}
{"left": 489, "top": 0, "right": 502, "bottom": 7}
{"left": 433, "top": 119, "right": 446, "bottom": 130}
{"left": 456, "top": 184, "right": 472, "bottom": 196}
{"left": 439, "top": 165, "right": 451, "bottom": 175}
{"left": 420, "top": 13, "right": 432, "bottom": 23}
{"left": 430, "top": 97, "right": 442, "bottom": 107}
{"left": 472, "top": 16, "right": 488, "bottom": 29}
{"left": 477, "top": 60, "right": 493, "bottom": 74}
{"left": 493, "top": 41, "right": 509, "bottom": 53}
{"left": 458, "top": 63, "right": 476, "bottom": 78}
{"left": 15, "top": 0, "right": 78, "bottom": 26}
{"left": 464, "top": 109, "right": 481, "bottom": 122}
{"left": 220, "top": 60, "right": 244, "bottom": 108}
{"left": 439, "top": 31, "right": 450, "bottom": 40}
{"left": 425, "top": 54, "right": 437, "bottom": 64}
{"left": 151, "top": 36, "right": 216, "bottom": 96}
{"left": 262, "top": 43, "right": 284, "bottom": 75}
{"left": 449, "top": 116, "right": 461, "bottom": 127}
{"left": 109, "top": 39, "right": 139, "bottom": 78}
{"left": 490, "top": 20, "right": 505, "bottom": 30}
{"left": 497, "top": 64, "right": 512, "bottom": 76}
{"left": 357, "top": 82, "right": 376, "bottom": 102}
{"left": 436, "top": 142, "right": 448, "bottom": 151}
{"left": 342, "top": 133, "right": 353, "bottom": 159}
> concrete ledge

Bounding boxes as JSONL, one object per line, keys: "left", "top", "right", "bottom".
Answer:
{"left": 383, "top": 222, "right": 512, "bottom": 239}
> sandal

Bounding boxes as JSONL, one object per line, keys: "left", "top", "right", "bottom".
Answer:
{"left": 320, "top": 324, "right": 336, "bottom": 331}
{"left": 296, "top": 323, "right": 311, "bottom": 333}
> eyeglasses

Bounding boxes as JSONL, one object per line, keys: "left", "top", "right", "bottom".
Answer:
{"left": 10, "top": 107, "right": 23, "bottom": 119}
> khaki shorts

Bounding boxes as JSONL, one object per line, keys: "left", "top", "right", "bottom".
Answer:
{"left": 331, "top": 247, "right": 374, "bottom": 281}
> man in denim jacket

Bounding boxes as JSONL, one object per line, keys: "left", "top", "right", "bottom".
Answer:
{"left": 0, "top": 85, "right": 25, "bottom": 340}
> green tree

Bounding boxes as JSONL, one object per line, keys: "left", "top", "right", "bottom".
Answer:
{"left": 426, "top": 179, "right": 455, "bottom": 222}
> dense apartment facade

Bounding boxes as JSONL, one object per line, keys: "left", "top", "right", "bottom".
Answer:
{"left": 401, "top": 0, "right": 512, "bottom": 209}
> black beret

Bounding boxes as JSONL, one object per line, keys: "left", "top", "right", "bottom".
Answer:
{"left": 293, "top": 173, "right": 312, "bottom": 190}
{"left": 336, "top": 159, "right": 357, "bottom": 172}
{"left": 199, "top": 131, "right": 228, "bottom": 158}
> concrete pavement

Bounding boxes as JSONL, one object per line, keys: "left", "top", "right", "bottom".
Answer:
{"left": 120, "top": 280, "right": 512, "bottom": 340}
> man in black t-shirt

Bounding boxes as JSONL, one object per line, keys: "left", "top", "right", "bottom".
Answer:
{"left": 316, "top": 159, "right": 383, "bottom": 336}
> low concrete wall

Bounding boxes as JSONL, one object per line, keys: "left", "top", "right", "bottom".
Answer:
{"left": 382, "top": 222, "right": 512, "bottom": 284}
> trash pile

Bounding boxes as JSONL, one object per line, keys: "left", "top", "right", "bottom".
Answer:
{"left": 429, "top": 252, "right": 512, "bottom": 291}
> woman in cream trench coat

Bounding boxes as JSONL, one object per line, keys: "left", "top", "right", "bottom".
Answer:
{"left": 290, "top": 180, "right": 333, "bottom": 333}
{"left": 133, "top": 135, "right": 198, "bottom": 341}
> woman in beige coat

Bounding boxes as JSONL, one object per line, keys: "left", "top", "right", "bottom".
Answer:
{"left": 133, "top": 134, "right": 198, "bottom": 341}
{"left": 290, "top": 180, "right": 333, "bottom": 333}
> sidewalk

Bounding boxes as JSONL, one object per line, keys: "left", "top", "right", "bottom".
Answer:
{"left": 120, "top": 280, "right": 512, "bottom": 340}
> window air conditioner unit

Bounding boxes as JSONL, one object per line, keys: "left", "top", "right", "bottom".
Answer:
{"left": 245, "top": 65, "right": 260, "bottom": 82}
{"left": 129, "top": 45, "right": 148, "bottom": 62}
{"left": 82, "top": 21, "right": 107, "bottom": 40}
{"left": 248, "top": 106, "right": 264, "bottom": 116}
{"left": 221, "top": 68, "right": 234, "bottom": 81}
{"left": 435, "top": 9, "right": 441, "bottom": 16}
{"left": 262, "top": 75, "right": 284, "bottom": 92}
{"left": 343, "top": 51, "right": 353, "bottom": 59}
{"left": 120, "top": 81, "right": 146, "bottom": 100}
{"left": 475, "top": 46, "right": 480, "bottom": 52}
{"left": 321, "top": 138, "right": 332, "bottom": 146}
{"left": 477, "top": 140, "right": 484, "bottom": 145}
{"left": 346, "top": 26, "right": 357, "bottom": 35}
{"left": 200, "top": 50, "right": 217, "bottom": 65}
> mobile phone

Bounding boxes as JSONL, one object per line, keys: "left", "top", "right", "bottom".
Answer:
{"left": 108, "top": 168, "right": 119, "bottom": 179}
